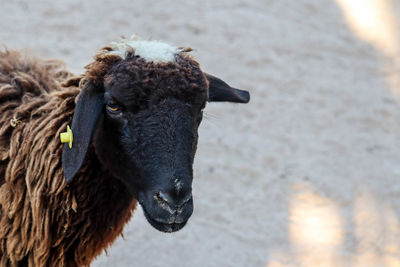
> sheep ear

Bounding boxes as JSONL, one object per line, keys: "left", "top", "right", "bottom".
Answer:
{"left": 206, "top": 73, "right": 250, "bottom": 103}
{"left": 62, "top": 81, "right": 103, "bottom": 182}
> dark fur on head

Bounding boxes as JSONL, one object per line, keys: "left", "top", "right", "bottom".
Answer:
{"left": 92, "top": 52, "right": 207, "bottom": 112}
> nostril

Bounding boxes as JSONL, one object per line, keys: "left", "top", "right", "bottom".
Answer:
{"left": 179, "top": 192, "right": 192, "bottom": 208}
{"left": 154, "top": 191, "right": 169, "bottom": 206}
{"left": 153, "top": 191, "right": 175, "bottom": 215}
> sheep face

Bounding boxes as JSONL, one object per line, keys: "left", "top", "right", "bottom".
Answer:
{"left": 62, "top": 49, "right": 249, "bottom": 233}
{"left": 96, "top": 97, "right": 200, "bottom": 232}
{"left": 93, "top": 56, "right": 206, "bottom": 232}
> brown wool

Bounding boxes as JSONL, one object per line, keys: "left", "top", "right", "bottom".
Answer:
{"left": 0, "top": 50, "right": 137, "bottom": 266}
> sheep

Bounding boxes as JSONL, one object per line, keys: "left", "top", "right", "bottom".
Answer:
{"left": 0, "top": 36, "right": 250, "bottom": 266}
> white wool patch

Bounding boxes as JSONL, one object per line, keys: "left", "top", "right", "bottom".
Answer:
{"left": 108, "top": 35, "right": 181, "bottom": 63}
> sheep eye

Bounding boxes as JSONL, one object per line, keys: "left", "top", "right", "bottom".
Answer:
{"left": 106, "top": 103, "right": 120, "bottom": 113}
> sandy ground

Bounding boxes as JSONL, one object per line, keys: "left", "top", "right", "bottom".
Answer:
{"left": 1, "top": 0, "right": 400, "bottom": 266}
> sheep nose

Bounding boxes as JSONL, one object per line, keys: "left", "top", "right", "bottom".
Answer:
{"left": 154, "top": 190, "right": 192, "bottom": 211}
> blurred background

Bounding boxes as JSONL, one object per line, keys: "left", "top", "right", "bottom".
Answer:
{"left": 1, "top": 0, "right": 400, "bottom": 266}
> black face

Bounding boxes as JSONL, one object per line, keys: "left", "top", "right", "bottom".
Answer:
{"left": 61, "top": 56, "right": 249, "bottom": 234}
{"left": 93, "top": 80, "right": 206, "bottom": 232}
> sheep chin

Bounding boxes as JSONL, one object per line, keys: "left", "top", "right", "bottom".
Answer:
{"left": 141, "top": 205, "right": 188, "bottom": 233}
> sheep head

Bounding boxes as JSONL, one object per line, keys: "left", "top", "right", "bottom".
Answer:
{"left": 62, "top": 36, "right": 250, "bottom": 233}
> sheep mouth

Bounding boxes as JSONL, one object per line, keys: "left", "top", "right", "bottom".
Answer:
{"left": 141, "top": 205, "right": 188, "bottom": 233}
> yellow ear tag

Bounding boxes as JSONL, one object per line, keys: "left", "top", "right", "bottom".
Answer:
{"left": 60, "top": 125, "right": 73, "bottom": 148}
